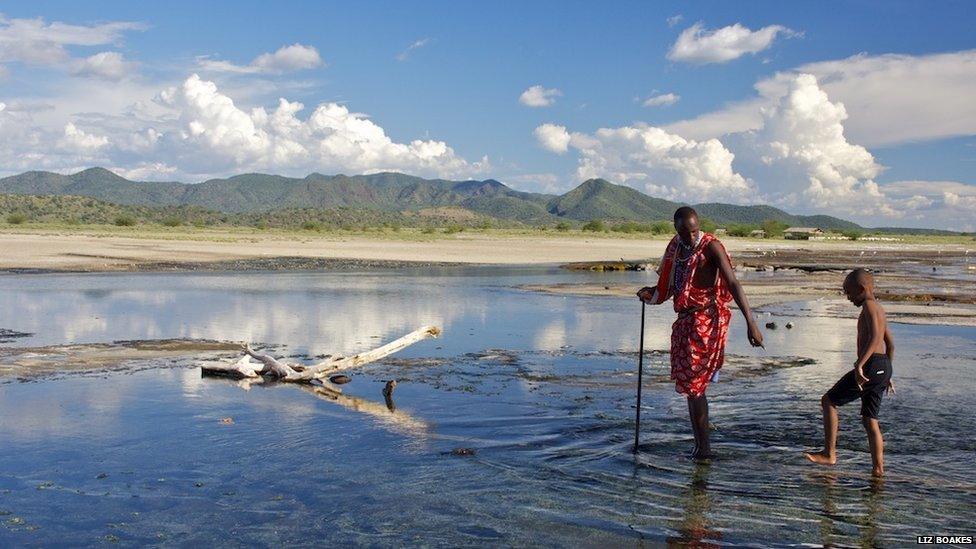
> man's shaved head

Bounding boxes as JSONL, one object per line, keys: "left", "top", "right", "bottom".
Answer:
{"left": 673, "top": 206, "right": 698, "bottom": 223}
{"left": 672, "top": 206, "right": 700, "bottom": 245}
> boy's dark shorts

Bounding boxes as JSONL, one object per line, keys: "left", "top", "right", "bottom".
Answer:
{"left": 826, "top": 354, "right": 892, "bottom": 419}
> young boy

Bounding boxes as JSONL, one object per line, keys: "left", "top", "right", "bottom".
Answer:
{"left": 806, "top": 268, "right": 894, "bottom": 477}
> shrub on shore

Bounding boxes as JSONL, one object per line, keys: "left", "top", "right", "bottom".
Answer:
{"left": 762, "top": 220, "right": 788, "bottom": 238}
{"left": 581, "top": 220, "right": 605, "bottom": 232}
{"left": 114, "top": 215, "right": 137, "bottom": 227}
{"left": 162, "top": 216, "right": 183, "bottom": 227}
{"left": 301, "top": 221, "right": 322, "bottom": 231}
{"left": 727, "top": 224, "right": 758, "bottom": 237}
{"left": 650, "top": 221, "right": 672, "bottom": 234}
{"left": 6, "top": 213, "right": 27, "bottom": 225}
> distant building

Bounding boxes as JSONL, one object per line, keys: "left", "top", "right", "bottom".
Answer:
{"left": 784, "top": 227, "right": 824, "bottom": 240}
{"left": 749, "top": 229, "right": 766, "bottom": 238}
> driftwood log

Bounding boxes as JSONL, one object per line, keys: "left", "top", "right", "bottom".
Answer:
{"left": 200, "top": 326, "right": 441, "bottom": 436}
{"left": 201, "top": 325, "right": 440, "bottom": 387}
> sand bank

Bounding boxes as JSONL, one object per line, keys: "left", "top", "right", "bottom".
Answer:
{"left": 0, "top": 229, "right": 971, "bottom": 272}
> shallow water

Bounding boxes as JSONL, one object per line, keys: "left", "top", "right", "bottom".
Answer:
{"left": 0, "top": 268, "right": 974, "bottom": 546}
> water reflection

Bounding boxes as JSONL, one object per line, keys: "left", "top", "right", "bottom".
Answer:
{"left": 669, "top": 462, "right": 721, "bottom": 548}
{"left": 811, "top": 471, "right": 887, "bottom": 547}
{"left": 0, "top": 269, "right": 973, "bottom": 546}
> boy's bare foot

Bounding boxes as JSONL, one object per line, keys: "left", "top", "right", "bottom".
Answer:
{"left": 804, "top": 450, "right": 836, "bottom": 465}
{"left": 872, "top": 466, "right": 884, "bottom": 477}
{"left": 691, "top": 447, "right": 713, "bottom": 460}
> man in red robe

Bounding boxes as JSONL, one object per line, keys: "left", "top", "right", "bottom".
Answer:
{"left": 638, "top": 207, "right": 764, "bottom": 459}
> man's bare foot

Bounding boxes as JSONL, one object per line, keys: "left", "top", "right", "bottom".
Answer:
{"left": 805, "top": 450, "right": 836, "bottom": 465}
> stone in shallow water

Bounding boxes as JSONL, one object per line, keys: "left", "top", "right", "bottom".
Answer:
{"left": 329, "top": 374, "right": 352, "bottom": 385}
{"left": 0, "top": 328, "right": 33, "bottom": 343}
{"left": 450, "top": 448, "right": 476, "bottom": 457}
{"left": 766, "top": 322, "right": 778, "bottom": 329}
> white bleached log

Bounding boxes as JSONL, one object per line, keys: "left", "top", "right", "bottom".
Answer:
{"left": 200, "top": 326, "right": 440, "bottom": 384}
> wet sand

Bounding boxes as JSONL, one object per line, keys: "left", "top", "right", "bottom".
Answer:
{"left": 0, "top": 339, "right": 240, "bottom": 382}
{"left": 522, "top": 248, "right": 976, "bottom": 327}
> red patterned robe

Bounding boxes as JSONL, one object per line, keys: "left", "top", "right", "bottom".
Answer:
{"left": 651, "top": 233, "right": 733, "bottom": 397}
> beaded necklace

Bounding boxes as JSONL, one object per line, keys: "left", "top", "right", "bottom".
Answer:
{"left": 672, "top": 231, "right": 703, "bottom": 293}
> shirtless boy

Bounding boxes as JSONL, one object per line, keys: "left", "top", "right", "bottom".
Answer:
{"left": 806, "top": 268, "right": 894, "bottom": 477}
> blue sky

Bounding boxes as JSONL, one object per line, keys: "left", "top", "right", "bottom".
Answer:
{"left": 0, "top": 1, "right": 974, "bottom": 228}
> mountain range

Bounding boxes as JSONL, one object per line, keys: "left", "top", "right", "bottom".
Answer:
{"left": 0, "top": 167, "right": 862, "bottom": 229}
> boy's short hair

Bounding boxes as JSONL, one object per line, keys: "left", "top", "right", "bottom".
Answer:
{"left": 673, "top": 206, "right": 698, "bottom": 223}
{"left": 845, "top": 268, "right": 873, "bottom": 288}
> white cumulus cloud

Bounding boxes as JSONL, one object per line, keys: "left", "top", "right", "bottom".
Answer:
{"left": 666, "top": 49, "right": 976, "bottom": 147}
{"left": 70, "top": 51, "right": 135, "bottom": 81}
{"left": 642, "top": 92, "right": 680, "bottom": 107}
{"left": 519, "top": 85, "right": 562, "bottom": 107}
{"left": 736, "top": 73, "right": 887, "bottom": 213}
{"left": 152, "top": 74, "right": 484, "bottom": 178}
{"left": 0, "top": 14, "right": 144, "bottom": 73}
{"left": 668, "top": 22, "right": 796, "bottom": 64}
{"left": 539, "top": 122, "right": 754, "bottom": 202}
{"left": 865, "top": 180, "right": 976, "bottom": 230}
{"left": 534, "top": 123, "right": 571, "bottom": 153}
{"left": 59, "top": 122, "right": 109, "bottom": 152}
{"left": 198, "top": 43, "right": 323, "bottom": 74}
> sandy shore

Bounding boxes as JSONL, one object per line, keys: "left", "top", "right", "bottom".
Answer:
{"left": 0, "top": 229, "right": 971, "bottom": 272}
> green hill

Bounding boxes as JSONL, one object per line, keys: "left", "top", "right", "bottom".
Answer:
{"left": 693, "top": 203, "right": 861, "bottom": 230}
{"left": 0, "top": 167, "right": 868, "bottom": 230}
{"left": 547, "top": 179, "right": 678, "bottom": 221}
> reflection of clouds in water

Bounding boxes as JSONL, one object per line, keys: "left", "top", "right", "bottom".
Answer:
{"left": 533, "top": 319, "right": 567, "bottom": 350}
{"left": 179, "top": 367, "right": 204, "bottom": 397}
{"left": 0, "top": 291, "right": 168, "bottom": 343}
{"left": 532, "top": 299, "right": 674, "bottom": 352}
{"left": 180, "top": 290, "right": 460, "bottom": 356}
{"left": 761, "top": 300, "right": 855, "bottom": 361}
{"left": 0, "top": 273, "right": 477, "bottom": 356}
{"left": 0, "top": 375, "right": 134, "bottom": 441}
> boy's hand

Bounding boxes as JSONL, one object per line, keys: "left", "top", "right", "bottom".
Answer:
{"left": 855, "top": 366, "right": 869, "bottom": 389}
{"left": 747, "top": 322, "right": 764, "bottom": 348}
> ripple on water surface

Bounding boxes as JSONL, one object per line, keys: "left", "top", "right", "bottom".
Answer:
{"left": 0, "top": 270, "right": 973, "bottom": 545}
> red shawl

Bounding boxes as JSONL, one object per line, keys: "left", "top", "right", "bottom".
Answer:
{"left": 653, "top": 233, "right": 733, "bottom": 396}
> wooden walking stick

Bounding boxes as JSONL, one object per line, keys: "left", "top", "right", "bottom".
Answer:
{"left": 633, "top": 301, "right": 646, "bottom": 453}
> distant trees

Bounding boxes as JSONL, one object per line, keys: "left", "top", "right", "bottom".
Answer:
{"left": 581, "top": 220, "right": 605, "bottom": 232}
{"left": 6, "top": 213, "right": 26, "bottom": 225}
{"left": 761, "top": 220, "right": 788, "bottom": 238}
{"left": 727, "top": 224, "right": 756, "bottom": 237}
{"left": 698, "top": 217, "right": 717, "bottom": 233}
{"left": 113, "top": 215, "right": 136, "bottom": 227}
